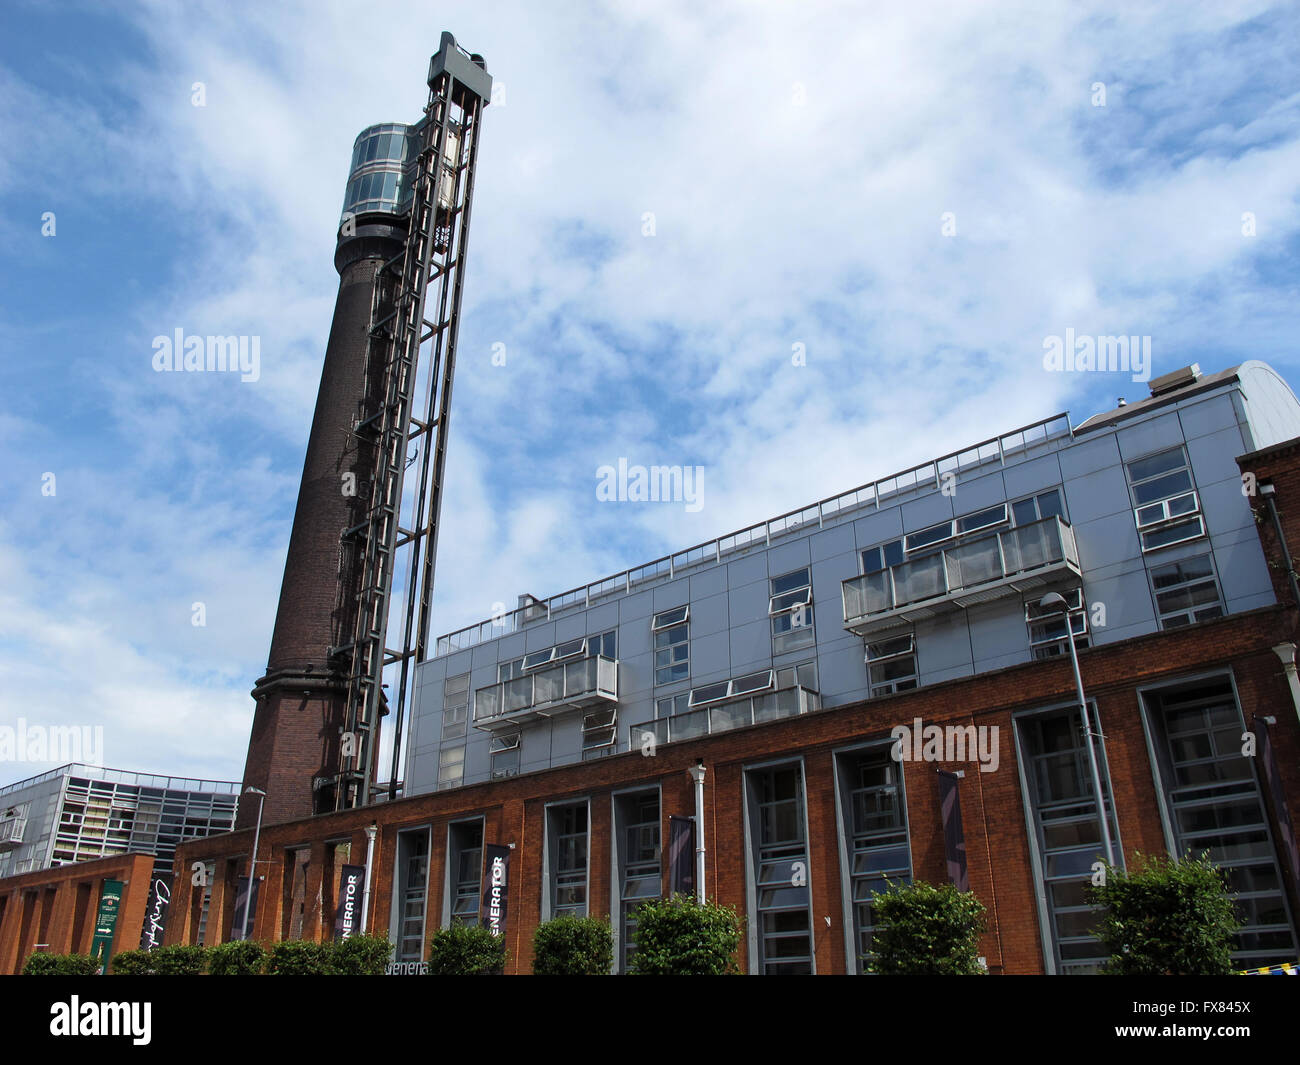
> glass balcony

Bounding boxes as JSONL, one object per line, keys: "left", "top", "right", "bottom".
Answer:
{"left": 630, "top": 685, "right": 821, "bottom": 749}
{"left": 474, "top": 655, "right": 617, "bottom": 731}
{"left": 0, "top": 817, "right": 25, "bottom": 851}
{"left": 842, "top": 516, "right": 1082, "bottom": 636}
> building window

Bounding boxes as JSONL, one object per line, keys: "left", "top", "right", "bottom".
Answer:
{"left": 582, "top": 708, "right": 618, "bottom": 759}
{"left": 747, "top": 764, "right": 813, "bottom": 974}
{"left": 447, "top": 820, "right": 483, "bottom": 927}
{"left": 1126, "top": 447, "right": 1205, "bottom": 552}
{"left": 489, "top": 733, "right": 520, "bottom": 778}
{"left": 1142, "top": 677, "right": 1297, "bottom": 966}
{"left": 498, "top": 657, "right": 524, "bottom": 682}
{"left": 547, "top": 803, "right": 589, "bottom": 918}
{"left": 394, "top": 830, "right": 429, "bottom": 962}
{"left": 442, "top": 673, "right": 469, "bottom": 741}
{"left": 837, "top": 747, "right": 911, "bottom": 973}
{"left": 1011, "top": 488, "right": 1064, "bottom": 526}
{"left": 1150, "top": 555, "right": 1224, "bottom": 628}
{"left": 1025, "top": 588, "right": 1090, "bottom": 660}
{"left": 615, "top": 791, "right": 661, "bottom": 971}
{"left": 438, "top": 744, "right": 465, "bottom": 788}
{"left": 1016, "top": 707, "right": 1119, "bottom": 974}
{"left": 861, "top": 539, "right": 904, "bottom": 574}
{"left": 656, "top": 692, "right": 690, "bottom": 718}
{"left": 653, "top": 607, "right": 690, "bottom": 685}
{"left": 689, "top": 670, "right": 774, "bottom": 708}
{"left": 770, "top": 568, "right": 815, "bottom": 652}
{"left": 866, "top": 633, "right": 918, "bottom": 696}
{"left": 774, "top": 660, "right": 817, "bottom": 691}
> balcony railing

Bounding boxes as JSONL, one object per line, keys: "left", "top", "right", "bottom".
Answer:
{"left": 473, "top": 655, "right": 617, "bottom": 731}
{"left": 842, "top": 516, "right": 1081, "bottom": 636}
{"left": 630, "top": 685, "right": 821, "bottom": 748}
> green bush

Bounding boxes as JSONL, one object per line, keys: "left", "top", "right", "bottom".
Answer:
{"left": 1088, "top": 852, "right": 1239, "bottom": 975}
{"left": 108, "top": 949, "right": 158, "bottom": 975}
{"left": 207, "top": 940, "right": 267, "bottom": 976}
{"left": 22, "top": 952, "right": 100, "bottom": 975}
{"left": 629, "top": 895, "right": 743, "bottom": 975}
{"left": 532, "top": 915, "right": 614, "bottom": 975}
{"left": 147, "top": 944, "right": 209, "bottom": 975}
{"left": 265, "top": 939, "right": 337, "bottom": 975}
{"left": 868, "top": 880, "right": 987, "bottom": 975}
{"left": 427, "top": 924, "right": 508, "bottom": 975}
{"left": 333, "top": 934, "right": 392, "bottom": 975}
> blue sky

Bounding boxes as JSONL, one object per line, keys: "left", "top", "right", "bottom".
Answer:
{"left": 2, "top": 0, "right": 1299, "bottom": 787}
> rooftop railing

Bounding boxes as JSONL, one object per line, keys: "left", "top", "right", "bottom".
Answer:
{"left": 0, "top": 763, "right": 242, "bottom": 799}
{"left": 842, "top": 516, "right": 1081, "bottom": 634}
{"left": 629, "top": 684, "right": 822, "bottom": 748}
{"left": 473, "top": 654, "right": 617, "bottom": 729}
{"left": 436, "top": 413, "right": 1073, "bottom": 656}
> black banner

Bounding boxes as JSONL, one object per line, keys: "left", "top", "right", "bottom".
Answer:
{"left": 482, "top": 844, "right": 510, "bottom": 937}
{"left": 333, "top": 864, "right": 367, "bottom": 941}
{"left": 668, "top": 815, "right": 695, "bottom": 897}
{"left": 138, "top": 875, "right": 172, "bottom": 951}
{"left": 230, "top": 875, "right": 261, "bottom": 941}
{"left": 937, "top": 770, "right": 969, "bottom": 892}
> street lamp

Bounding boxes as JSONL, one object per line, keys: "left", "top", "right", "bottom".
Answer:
{"left": 1038, "top": 593, "right": 1116, "bottom": 868}
{"left": 240, "top": 786, "right": 266, "bottom": 942}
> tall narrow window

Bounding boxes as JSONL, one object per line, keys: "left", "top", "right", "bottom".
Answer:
{"left": 770, "top": 569, "right": 815, "bottom": 653}
{"left": 442, "top": 673, "right": 470, "bottom": 741}
{"left": 548, "top": 803, "right": 589, "bottom": 918}
{"left": 653, "top": 607, "right": 690, "bottom": 685}
{"left": 395, "top": 830, "right": 429, "bottom": 962}
{"left": 490, "top": 733, "right": 520, "bottom": 778}
{"left": 1149, "top": 554, "right": 1224, "bottom": 628}
{"left": 1142, "top": 678, "right": 1297, "bottom": 967}
{"left": 866, "top": 633, "right": 918, "bottom": 696}
{"left": 1025, "top": 588, "right": 1090, "bottom": 660}
{"left": 748, "top": 764, "right": 813, "bottom": 974}
{"left": 1126, "top": 447, "right": 1204, "bottom": 551}
{"left": 837, "top": 747, "right": 911, "bottom": 973}
{"left": 1016, "top": 708, "right": 1119, "bottom": 974}
{"left": 447, "top": 820, "right": 483, "bottom": 927}
{"left": 615, "top": 791, "right": 661, "bottom": 971}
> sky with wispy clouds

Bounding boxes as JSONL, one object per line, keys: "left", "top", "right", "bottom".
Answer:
{"left": 2, "top": 0, "right": 1298, "bottom": 787}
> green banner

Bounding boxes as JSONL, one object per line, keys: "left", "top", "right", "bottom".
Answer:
{"left": 90, "top": 878, "right": 124, "bottom": 975}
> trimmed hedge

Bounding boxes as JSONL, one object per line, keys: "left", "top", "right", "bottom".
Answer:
{"left": 333, "top": 934, "right": 393, "bottom": 975}
{"left": 22, "top": 952, "right": 100, "bottom": 975}
{"left": 628, "top": 895, "right": 743, "bottom": 975}
{"left": 427, "top": 924, "right": 508, "bottom": 975}
{"left": 207, "top": 940, "right": 267, "bottom": 976}
{"left": 867, "top": 880, "right": 987, "bottom": 975}
{"left": 108, "top": 949, "right": 158, "bottom": 975}
{"left": 265, "top": 939, "right": 337, "bottom": 975}
{"left": 532, "top": 915, "right": 614, "bottom": 975}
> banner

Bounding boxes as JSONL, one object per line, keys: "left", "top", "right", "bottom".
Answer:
{"left": 1252, "top": 717, "right": 1300, "bottom": 890}
{"left": 482, "top": 844, "right": 510, "bottom": 937}
{"left": 937, "top": 771, "right": 969, "bottom": 892}
{"left": 668, "top": 815, "right": 695, "bottom": 897}
{"left": 89, "top": 878, "right": 124, "bottom": 975}
{"left": 230, "top": 875, "right": 261, "bottom": 941}
{"left": 333, "top": 864, "right": 367, "bottom": 940}
{"left": 139, "top": 875, "right": 172, "bottom": 951}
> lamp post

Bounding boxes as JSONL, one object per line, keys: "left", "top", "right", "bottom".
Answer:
{"left": 686, "top": 761, "right": 707, "bottom": 904}
{"left": 240, "top": 786, "right": 266, "bottom": 942}
{"left": 1039, "top": 593, "right": 1115, "bottom": 868}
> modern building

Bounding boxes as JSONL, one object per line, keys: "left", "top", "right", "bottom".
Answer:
{"left": 0, "top": 763, "right": 239, "bottom": 883}
{"left": 158, "top": 360, "right": 1300, "bottom": 975}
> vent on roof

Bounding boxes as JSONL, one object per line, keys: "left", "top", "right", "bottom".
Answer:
{"left": 1148, "top": 364, "right": 1202, "bottom": 398}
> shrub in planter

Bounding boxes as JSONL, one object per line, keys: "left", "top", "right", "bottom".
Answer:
{"left": 146, "top": 944, "right": 209, "bottom": 975}
{"left": 109, "top": 949, "right": 158, "bottom": 975}
{"left": 1088, "top": 852, "right": 1239, "bottom": 975}
{"left": 22, "top": 952, "right": 65, "bottom": 975}
{"left": 628, "top": 895, "right": 743, "bottom": 975}
{"left": 868, "top": 880, "right": 986, "bottom": 975}
{"left": 333, "top": 934, "right": 392, "bottom": 975}
{"left": 207, "top": 940, "right": 267, "bottom": 976}
{"left": 265, "top": 939, "right": 337, "bottom": 975}
{"left": 532, "top": 915, "right": 614, "bottom": 975}
{"left": 427, "top": 924, "right": 508, "bottom": 975}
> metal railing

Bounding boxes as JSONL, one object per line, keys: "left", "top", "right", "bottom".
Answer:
{"left": 435, "top": 413, "right": 1073, "bottom": 655}
{"left": 474, "top": 655, "right": 617, "bottom": 722}
{"left": 629, "top": 685, "right": 821, "bottom": 748}
{"left": 842, "top": 516, "right": 1080, "bottom": 627}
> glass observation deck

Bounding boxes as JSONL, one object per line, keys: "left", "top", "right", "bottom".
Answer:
{"left": 473, "top": 655, "right": 617, "bottom": 732}
{"left": 841, "top": 516, "right": 1082, "bottom": 637}
{"left": 630, "top": 684, "right": 821, "bottom": 748}
{"left": 340, "top": 123, "right": 414, "bottom": 221}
